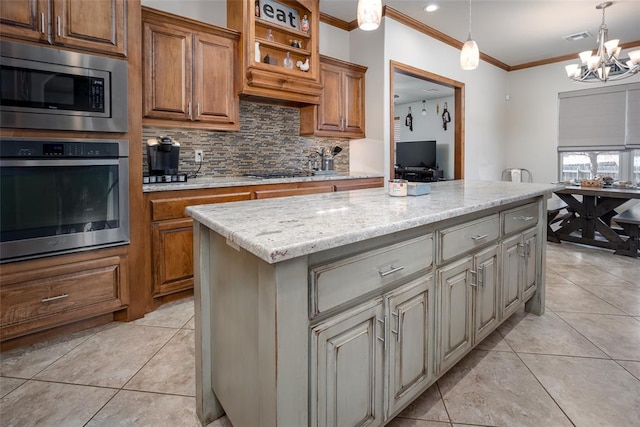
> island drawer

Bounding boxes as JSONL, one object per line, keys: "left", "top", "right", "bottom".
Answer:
{"left": 310, "top": 234, "right": 433, "bottom": 316}
{"left": 437, "top": 214, "right": 500, "bottom": 263}
{"left": 502, "top": 202, "right": 539, "bottom": 235}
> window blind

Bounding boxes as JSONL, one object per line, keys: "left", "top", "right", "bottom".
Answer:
{"left": 626, "top": 87, "right": 640, "bottom": 149}
{"left": 557, "top": 82, "right": 640, "bottom": 152}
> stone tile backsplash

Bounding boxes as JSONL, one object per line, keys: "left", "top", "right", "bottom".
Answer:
{"left": 143, "top": 101, "right": 350, "bottom": 177}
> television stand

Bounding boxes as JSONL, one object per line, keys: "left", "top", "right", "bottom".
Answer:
{"left": 395, "top": 167, "right": 443, "bottom": 182}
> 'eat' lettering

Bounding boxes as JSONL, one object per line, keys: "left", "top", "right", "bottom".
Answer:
{"left": 262, "top": 3, "right": 297, "bottom": 28}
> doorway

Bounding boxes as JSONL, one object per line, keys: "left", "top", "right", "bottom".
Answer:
{"left": 390, "top": 61, "right": 465, "bottom": 180}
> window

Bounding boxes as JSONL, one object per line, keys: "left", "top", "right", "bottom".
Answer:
{"left": 558, "top": 150, "right": 638, "bottom": 184}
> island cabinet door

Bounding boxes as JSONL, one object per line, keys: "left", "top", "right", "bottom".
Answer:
{"left": 311, "top": 298, "right": 385, "bottom": 427}
{"left": 473, "top": 245, "right": 500, "bottom": 344}
{"left": 436, "top": 257, "right": 473, "bottom": 375}
{"left": 522, "top": 229, "right": 539, "bottom": 301}
{"left": 501, "top": 234, "right": 523, "bottom": 319}
{"left": 386, "top": 275, "right": 434, "bottom": 418}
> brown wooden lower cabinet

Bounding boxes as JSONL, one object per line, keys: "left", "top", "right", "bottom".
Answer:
{"left": 144, "top": 177, "right": 383, "bottom": 303}
{"left": 151, "top": 218, "right": 195, "bottom": 297}
{"left": 0, "top": 248, "right": 129, "bottom": 343}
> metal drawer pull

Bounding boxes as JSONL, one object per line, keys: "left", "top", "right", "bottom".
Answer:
{"left": 471, "top": 234, "right": 488, "bottom": 241}
{"left": 41, "top": 294, "right": 69, "bottom": 303}
{"left": 514, "top": 216, "right": 534, "bottom": 221}
{"left": 377, "top": 316, "right": 387, "bottom": 343}
{"left": 391, "top": 310, "right": 401, "bottom": 342}
{"left": 57, "top": 16, "right": 61, "bottom": 37}
{"left": 378, "top": 265, "right": 405, "bottom": 277}
{"left": 41, "top": 13, "right": 45, "bottom": 34}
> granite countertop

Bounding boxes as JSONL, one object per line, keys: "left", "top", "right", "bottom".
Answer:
{"left": 187, "top": 180, "right": 561, "bottom": 264}
{"left": 142, "top": 172, "right": 383, "bottom": 192}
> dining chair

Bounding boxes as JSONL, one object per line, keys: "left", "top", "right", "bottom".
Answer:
{"left": 502, "top": 168, "right": 533, "bottom": 183}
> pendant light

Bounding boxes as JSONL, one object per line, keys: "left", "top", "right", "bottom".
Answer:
{"left": 460, "top": 0, "right": 479, "bottom": 70}
{"left": 357, "top": 0, "right": 382, "bottom": 31}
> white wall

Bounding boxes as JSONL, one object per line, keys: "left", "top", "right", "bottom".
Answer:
{"left": 395, "top": 97, "right": 455, "bottom": 179}
{"left": 348, "top": 23, "right": 387, "bottom": 175}
{"left": 319, "top": 23, "right": 349, "bottom": 61}
{"left": 379, "top": 19, "right": 508, "bottom": 182}
{"left": 141, "top": 0, "right": 226, "bottom": 26}
{"left": 506, "top": 57, "right": 640, "bottom": 184}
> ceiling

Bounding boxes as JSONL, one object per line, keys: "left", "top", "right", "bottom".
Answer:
{"left": 320, "top": 0, "right": 640, "bottom": 67}
{"left": 320, "top": 1, "right": 640, "bottom": 105}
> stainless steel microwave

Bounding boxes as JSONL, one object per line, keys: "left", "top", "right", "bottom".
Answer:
{"left": 0, "top": 40, "right": 128, "bottom": 132}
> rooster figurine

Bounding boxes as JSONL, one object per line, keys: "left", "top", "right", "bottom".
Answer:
{"left": 296, "top": 58, "right": 310, "bottom": 72}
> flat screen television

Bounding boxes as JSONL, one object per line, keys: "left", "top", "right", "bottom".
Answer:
{"left": 395, "top": 140, "right": 437, "bottom": 168}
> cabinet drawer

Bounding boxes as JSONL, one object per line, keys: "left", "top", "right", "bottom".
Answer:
{"left": 310, "top": 234, "right": 432, "bottom": 316}
{"left": 437, "top": 215, "right": 499, "bottom": 263}
{"left": 151, "top": 192, "right": 252, "bottom": 221}
{"left": 1, "top": 257, "right": 124, "bottom": 327}
{"left": 502, "top": 202, "right": 539, "bottom": 235}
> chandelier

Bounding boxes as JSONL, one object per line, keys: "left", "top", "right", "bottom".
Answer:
{"left": 564, "top": 2, "right": 640, "bottom": 83}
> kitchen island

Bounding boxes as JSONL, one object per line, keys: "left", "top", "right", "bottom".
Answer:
{"left": 187, "top": 180, "right": 560, "bottom": 427}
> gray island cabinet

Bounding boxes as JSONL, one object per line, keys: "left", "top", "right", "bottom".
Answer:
{"left": 187, "top": 181, "right": 559, "bottom": 427}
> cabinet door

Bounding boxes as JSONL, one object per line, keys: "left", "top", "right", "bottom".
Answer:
{"left": 343, "top": 69, "right": 365, "bottom": 137}
{"left": 0, "top": 0, "right": 49, "bottom": 43}
{"left": 473, "top": 245, "right": 500, "bottom": 343}
{"left": 151, "top": 218, "right": 194, "bottom": 296}
{"left": 386, "top": 275, "right": 434, "bottom": 418}
{"left": 501, "top": 235, "right": 523, "bottom": 319}
{"left": 317, "top": 63, "right": 344, "bottom": 132}
{"left": 522, "top": 229, "right": 538, "bottom": 300}
{"left": 143, "top": 21, "right": 192, "bottom": 120}
{"left": 311, "top": 299, "right": 385, "bottom": 427}
{"left": 436, "top": 256, "right": 473, "bottom": 374}
{"left": 53, "top": 0, "right": 125, "bottom": 56}
{"left": 193, "top": 32, "right": 237, "bottom": 127}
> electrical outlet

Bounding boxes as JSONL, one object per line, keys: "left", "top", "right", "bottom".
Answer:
{"left": 195, "top": 150, "right": 204, "bottom": 163}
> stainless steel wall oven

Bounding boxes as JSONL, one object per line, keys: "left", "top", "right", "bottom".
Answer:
{"left": 0, "top": 138, "right": 129, "bottom": 263}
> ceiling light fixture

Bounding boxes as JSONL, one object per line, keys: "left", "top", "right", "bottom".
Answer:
{"left": 564, "top": 2, "right": 640, "bottom": 83}
{"left": 421, "top": 100, "right": 427, "bottom": 115}
{"left": 460, "top": 0, "right": 479, "bottom": 70}
{"left": 424, "top": 3, "right": 439, "bottom": 13}
{"left": 357, "top": 0, "right": 382, "bottom": 31}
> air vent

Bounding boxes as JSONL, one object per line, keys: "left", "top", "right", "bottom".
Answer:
{"left": 563, "top": 31, "right": 592, "bottom": 41}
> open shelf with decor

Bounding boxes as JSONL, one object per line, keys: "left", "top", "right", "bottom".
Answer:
{"left": 227, "top": 0, "right": 322, "bottom": 105}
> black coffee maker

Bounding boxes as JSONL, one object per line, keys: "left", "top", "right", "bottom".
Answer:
{"left": 147, "top": 136, "right": 180, "bottom": 175}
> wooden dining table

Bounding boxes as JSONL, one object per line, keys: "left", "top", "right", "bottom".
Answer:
{"left": 552, "top": 185, "right": 640, "bottom": 253}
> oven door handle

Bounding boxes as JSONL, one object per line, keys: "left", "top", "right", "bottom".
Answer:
{"left": 1, "top": 158, "right": 122, "bottom": 167}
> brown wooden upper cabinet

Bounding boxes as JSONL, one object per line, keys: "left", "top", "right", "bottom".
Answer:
{"left": 227, "top": 0, "right": 323, "bottom": 106}
{"left": 0, "top": 0, "right": 126, "bottom": 56}
{"left": 142, "top": 7, "right": 240, "bottom": 131}
{"left": 300, "top": 55, "right": 367, "bottom": 138}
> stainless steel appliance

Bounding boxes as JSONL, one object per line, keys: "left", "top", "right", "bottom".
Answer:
{"left": 0, "top": 138, "right": 129, "bottom": 263}
{"left": 0, "top": 40, "right": 128, "bottom": 132}
{"left": 147, "top": 137, "right": 180, "bottom": 176}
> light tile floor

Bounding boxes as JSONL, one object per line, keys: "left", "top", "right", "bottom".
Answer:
{"left": 1, "top": 242, "right": 639, "bottom": 427}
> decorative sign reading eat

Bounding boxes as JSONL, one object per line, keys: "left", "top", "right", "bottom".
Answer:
{"left": 260, "top": 0, "right": 300, "bottom": 31}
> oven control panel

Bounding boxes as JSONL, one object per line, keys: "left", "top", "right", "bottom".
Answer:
{"left": 1, "top": 138, "right": 126, "bottom": 158}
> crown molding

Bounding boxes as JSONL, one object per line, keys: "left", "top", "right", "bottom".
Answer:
{"left": 319, "top": 12, "right": 350, "bottom": 31}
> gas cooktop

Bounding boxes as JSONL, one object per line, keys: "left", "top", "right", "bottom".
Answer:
{"left": 244, "top": 170, "right": 311, "bottom": 179}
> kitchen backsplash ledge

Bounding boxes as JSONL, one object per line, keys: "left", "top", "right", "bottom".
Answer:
{"left": 142, "top": 101, "right": 350, "bottom": 177}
